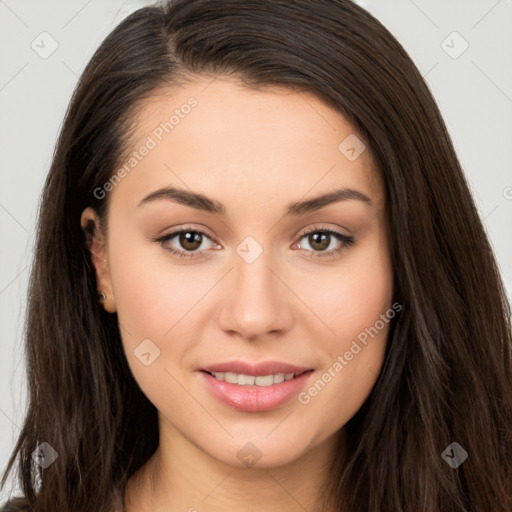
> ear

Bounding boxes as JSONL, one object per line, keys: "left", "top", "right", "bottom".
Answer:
{"left": 80, "top": 207, "right": 116, "bottom": 313}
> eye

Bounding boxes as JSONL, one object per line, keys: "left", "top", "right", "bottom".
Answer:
{"left": 294, "top": 228, "right": 355, "bottom": 258}
{"left": 154, "top": 228, "right": 220, "bottom": 259}
{"left": 153, "top": 226, "right": 355, "bottom": 260}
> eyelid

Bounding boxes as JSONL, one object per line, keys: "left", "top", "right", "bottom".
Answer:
{"left": 154, "top": 224, "right": 355, "bottom": 259}
{"left": 152, "top": 224, "right": 220, "bottom": 260}
{"left": 294, "top": 223, "right": 352, "bottom": 240}
{"left": 293, "top": 225, "right": 355, "bottom": 258}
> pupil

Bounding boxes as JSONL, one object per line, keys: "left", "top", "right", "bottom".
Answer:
{"left": 310, "top": 232, "right": 329, "bottom": 251}
{"left": 180, "top": 231, "right": 201, "bottom": 250}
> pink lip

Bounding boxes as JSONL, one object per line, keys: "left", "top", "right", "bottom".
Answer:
{"left": 198, "top": 369, "right": 314, "bottom": 412}
{"left": 200, "top": 360, "right": 312, "bottom": 376}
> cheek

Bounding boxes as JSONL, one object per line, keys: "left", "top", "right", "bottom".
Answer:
{"left": 107, "top": 210, "right": 206, "bottom": 338}
{"left": 105, "top": 221, "right": 192, "bottom": 374}
{"left": 294, "top": 233, "right": 393, "bottom": 424}
{"left": 108, "top": 257, "right": 196, "bottom": 406}
{"left": 106, "top": 220, "right": 224, "bottom": 403}
{"left": 299, "top": 228, "right": 393, "bottom": 350}
{"left": 110, "top": 254, "right": 172, "bottom": 338}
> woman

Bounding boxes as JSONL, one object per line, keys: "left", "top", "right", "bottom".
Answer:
{"left": 2, "top": 0, "right": 511, "bottom": 510}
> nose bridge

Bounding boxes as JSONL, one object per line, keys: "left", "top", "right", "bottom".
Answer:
{"left": 235, "top": 247, "right": 275, "bottom": 302}
{"left": 218, "top": 236, "right": 292, "bottom": 339}
{"left": 235, "top": 238, "right": 281, "bottom": 307}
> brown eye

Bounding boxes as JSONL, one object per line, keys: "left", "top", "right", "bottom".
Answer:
{"left": 307, "top": 232, "right": 330, "bottom": 251}
{"left": 178, "top": 231, "right": 203, "bottom": 251}
{"left": 155, "top": 228, "right": 219, "bottom": 259}
{"left": 296, "top": 228, "right": 355, "bottom": 258}
{"left": 154, "top": 226, "right": 354, "bottom": 261}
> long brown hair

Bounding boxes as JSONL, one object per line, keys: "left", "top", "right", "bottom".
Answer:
{"left": 2, "top": 1, "right": 511, "bottom": 510}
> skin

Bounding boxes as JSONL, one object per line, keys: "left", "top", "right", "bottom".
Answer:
{"left": 81, "top": 76, "right": 393, "bottom": 512}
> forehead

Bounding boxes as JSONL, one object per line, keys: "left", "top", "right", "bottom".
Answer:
{"left": 110, "top": 76, "right": 384, "bottom": 215}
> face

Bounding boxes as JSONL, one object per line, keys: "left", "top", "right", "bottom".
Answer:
{"left": 81, "top": 77, "right": 394, "bottom": 469}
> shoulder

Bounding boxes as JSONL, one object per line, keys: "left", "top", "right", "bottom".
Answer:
{"left": 1, "top": 498, "right": 31, "bottom": 511}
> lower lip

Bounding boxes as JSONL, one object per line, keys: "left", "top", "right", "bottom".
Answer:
{"left": 199, "top": 370, "right": 314, "bottom": 412}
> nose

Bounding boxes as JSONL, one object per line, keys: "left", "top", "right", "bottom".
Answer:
{"left": 217, "top": 246, "right": 294, "bottom": 342}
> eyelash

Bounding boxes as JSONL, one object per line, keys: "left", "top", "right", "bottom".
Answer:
{"left": 154, "top": 226, "right": 355, "bottom": 260}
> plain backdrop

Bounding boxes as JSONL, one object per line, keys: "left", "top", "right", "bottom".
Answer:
{"left": 1, "top": 0, "right": 511, "bottom": 501}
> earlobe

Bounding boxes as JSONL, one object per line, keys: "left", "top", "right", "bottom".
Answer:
{"left": 80, "top": 207, "right": 117, "bottom": 313}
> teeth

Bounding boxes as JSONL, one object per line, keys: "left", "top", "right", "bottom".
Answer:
{"left": 238, "top": 373, "right": 256, "bottom": 385}
{"left": 224, "top": 372, "right": 238, "bottom": 384}
{"left": 211, "top": 371, "right": 297, "bottom": 386}
{"left": 273, "top": 373, "right": 285, "bottom": 383}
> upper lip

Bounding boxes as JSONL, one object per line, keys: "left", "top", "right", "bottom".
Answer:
{"left": 200, "top": 360, "right": 313, "bottom": 376}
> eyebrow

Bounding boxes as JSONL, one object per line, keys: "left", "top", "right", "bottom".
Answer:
{"left": 137, "top": 186, "right": 373, "bottom": 216}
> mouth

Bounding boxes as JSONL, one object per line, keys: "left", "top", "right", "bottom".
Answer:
{"left": 198, "top": 368, "right": 315, "bottom": 412}
{"left": 200, "top": 369, "right": 312, "bottom": 387}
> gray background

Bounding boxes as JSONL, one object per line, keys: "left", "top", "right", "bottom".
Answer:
{"left": 1, "top": 0, "right": 511, "bottom": 500}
